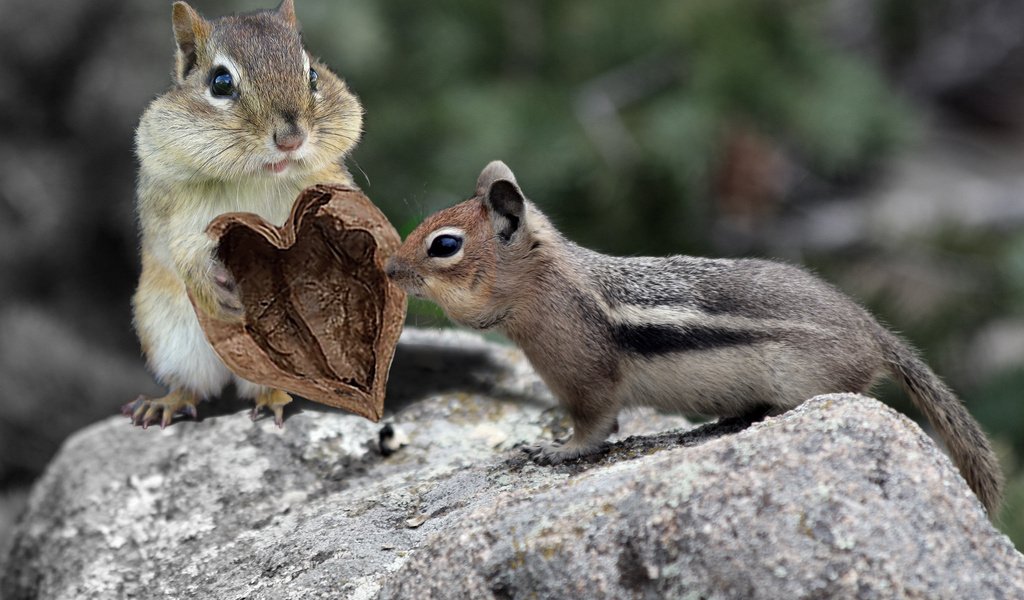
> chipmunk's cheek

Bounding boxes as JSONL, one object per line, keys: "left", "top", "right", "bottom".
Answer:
{"left": 436, "top": 286, "right": 490, "bottom": 324}
{"left": 418, "top": 277, "right": 447, "bottom": 303}
{"left": 418, "top": 279, "right": 449, "bottom": 305}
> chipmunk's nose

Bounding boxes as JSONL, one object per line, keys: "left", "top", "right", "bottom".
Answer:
{"left": 386, "top": 258, "right": 421, "bottom": 295}
{"left": 385, "top": 258, "right": 401, "bottom": 280}
{"left": 274, "top": 113, "right": 306, "bottom": 152}
{"left": 274, "top": 129, "right": 306, "bottom": 152}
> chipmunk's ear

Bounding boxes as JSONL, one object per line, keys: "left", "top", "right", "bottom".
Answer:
{"left": 277, "top": 0, "right": 298, "bottom": 28}
{"left": 171, "top": 2, "right": 211, "bottom": 83}
{"left": 476, "top": 160, "right": 517, "bottom": 195}
{"left": 479, "top": 161, "right": 526, "bottom": 243}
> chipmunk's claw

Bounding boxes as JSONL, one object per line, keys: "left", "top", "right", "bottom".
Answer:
{"left": 522, "top": 440, "right": 597, "bottom": 465}
{"left": 160, "top": 408, "right": 176, "bottom": 429}
{"left": 251, "top": 389, "right": 292, "bottom": 428}
{"left": 121, "top": 397, "right": 144, "bottom": 418}
{"left": 124, "top": 391, "right": 200, "bottom": 429}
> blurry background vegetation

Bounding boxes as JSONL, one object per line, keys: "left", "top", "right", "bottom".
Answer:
{"left": 1, "top": 0, "right": 1022, "bottom": 547}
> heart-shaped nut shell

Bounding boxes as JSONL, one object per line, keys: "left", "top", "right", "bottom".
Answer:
{"left": 195, "top": 185, "right": 406, "bottom": 422}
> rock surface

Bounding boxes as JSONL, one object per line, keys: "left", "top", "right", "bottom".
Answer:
{"left": 2, "top": 328, "right": 1022, "bottom": 599}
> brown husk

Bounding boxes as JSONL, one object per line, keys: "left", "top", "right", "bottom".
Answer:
{"left": 195, "top": 185, "right": 406, "bottom": 422}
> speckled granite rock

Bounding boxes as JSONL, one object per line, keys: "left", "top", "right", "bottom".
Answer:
{"left": 2, "top": 329, "right": 1021, "bottom": 599}
{"left": 381, "top": 393, "right": 1024, "bottom": 599}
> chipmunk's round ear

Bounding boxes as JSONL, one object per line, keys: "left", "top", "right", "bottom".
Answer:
{"left": 171, "top": 2, "right": 211, "bottom": 83}
{"left": 277, "top": 0, "right": 298, "bottom": 27}
{"left": 483, "top": 179, "right": 526, "bottom": 244}
{"left": 476, "top": 160, "right": 518, "bottom": 196}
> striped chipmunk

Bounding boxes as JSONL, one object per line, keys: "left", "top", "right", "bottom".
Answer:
{"left": 127, "top": 0, "right": 363, "bottom": 428}
{"left": 386, "top": 160, "right": 1004, "bottom": 516}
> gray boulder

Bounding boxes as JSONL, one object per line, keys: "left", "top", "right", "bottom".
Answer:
{"left": 2, "top": 328, "right": 1021, "bottom": 599}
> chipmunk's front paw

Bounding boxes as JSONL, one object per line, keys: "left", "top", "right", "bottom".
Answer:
{"left": 187, "top": 258, "right": 244, "bottom": 323}
{"left": 122, "top": 390, "right": 200, "bottom": 429}
{"left": 522, "top": 440, "right": 600, "bottom": 465}
{"left": 209, "top": 260, "right": 244, "bottom": 322}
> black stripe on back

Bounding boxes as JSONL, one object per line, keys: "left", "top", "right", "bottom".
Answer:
{"left": 612, "top": 322, "right": 764, "bottom": 356}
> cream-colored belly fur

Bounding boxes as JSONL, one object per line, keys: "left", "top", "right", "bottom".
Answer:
{"left": 616, "top": 342, "right": 838, "bottom": 417}
{"left": 134, "top": 179, "right": 300, "bottom": 399}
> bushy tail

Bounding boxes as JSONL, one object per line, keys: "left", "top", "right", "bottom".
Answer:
{"left": 879, "top": 331, "right": 1003, "bottom": 515}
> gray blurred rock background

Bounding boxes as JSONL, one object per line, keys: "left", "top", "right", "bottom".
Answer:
{"left": 1, "top": 0, "right": 1024, "bottom": 550}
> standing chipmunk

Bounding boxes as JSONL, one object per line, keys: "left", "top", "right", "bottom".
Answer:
{"left": 125, "top": 0, "right": 363, "bottom": 427}
{"left": 386, "top": 160, "right": 1004, "bottom": 515}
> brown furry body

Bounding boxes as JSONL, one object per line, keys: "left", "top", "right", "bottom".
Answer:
{"left": 387, "top": 160, "right": 1004, "bottom": 515}
{"left": 129, "top": 0, "right": 362, "bottom": 427}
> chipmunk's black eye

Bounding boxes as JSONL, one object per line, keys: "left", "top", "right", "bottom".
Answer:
{"left": 210, "top": 67, "right": 235, "bottom": 98}
{"left": 428, "top": 234, "right": 462, "bottom": 258}
{"left": 309, "top": 68, "right": 319, "bottom": 92}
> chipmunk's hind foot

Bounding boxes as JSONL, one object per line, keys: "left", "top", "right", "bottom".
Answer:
{"left": 122, "top": 390, "right": 200, "bottom": 429}
{"left": 522, "top": 440, "right": 604, "bottom": 465}
{"left": 250, "top": 389, "right": 292, "bottom": 428}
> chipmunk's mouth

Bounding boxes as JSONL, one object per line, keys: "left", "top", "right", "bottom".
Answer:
{"left": 392, "top": 280, "right": 425, "bottom": 298}
{"left": 264, "top": 159, "right": 292, "bottom": 173}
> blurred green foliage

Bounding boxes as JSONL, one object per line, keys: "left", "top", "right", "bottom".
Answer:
{"left": 300, "top": 0, "right": 909, "bottom": 253}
